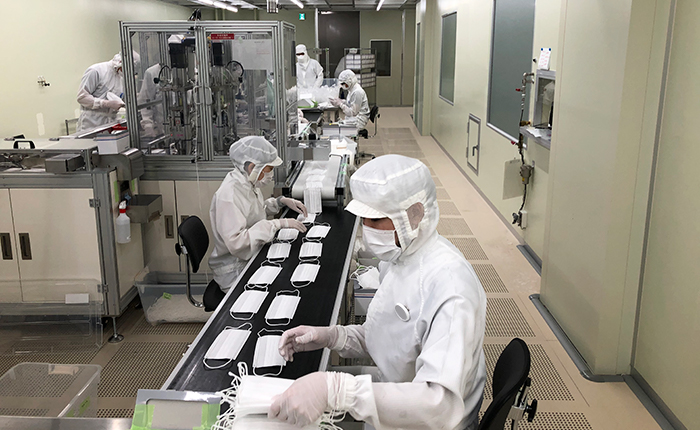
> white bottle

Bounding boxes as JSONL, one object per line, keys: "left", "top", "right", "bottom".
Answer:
{"left": 116, "top": 201, "right": 131, "bottom": 244}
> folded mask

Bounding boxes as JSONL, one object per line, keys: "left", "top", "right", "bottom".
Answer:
{"left": 267, "top": 243, "right": 291, "bottom": 262}
{"left": 247, "top": 264, "right": 282, "bottom": 287}
{"left": 299, "top": 241, "right": 323, "bottom": 261}
{"left": 253, "top": 330, "right": 287, "bottom": 376}
{"left": 306, "top": 224, "right": 330, "bottom": 240}
{"left": 230, "top": 289, "right": 269, "bottom": 320}
{"left": 290, "top": 263, "right": 321, "bottom": 288}
{"left": 265, "top": 291, "right": 301, "bottom": 326}
{"left": 203, "top": 324, "right": 251, "bottom": 370}
{"left": 297, "top": 213, "right": 317, "bottom": 224}
{"left": 356, "top": 266, "right": 380, "bottom": 290}
{"left": 277, "top": 228, "right": 299, "bottom": 242}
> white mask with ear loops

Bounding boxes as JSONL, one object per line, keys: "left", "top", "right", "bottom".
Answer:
{"left": 203, "top": 324, "right": 251, "bottom": 370}
{"left": 306, "top": 224, "right": 330, "bottom": 240}
{"left": 230, "top": 289, "right": 269, "bottom": 320}
{"left": 247, "top": 264, "right": 282, "bottom": 287}
{"left": 277, "top": 228, "right": 299, "bottom": 242}
{"left": 253, "top": 329, "right": 287, "bottom": 376}
{"left": 290, "top": 263, "right": 321, "bottom": 288}
{"left": 267, "top": 243, "right": 291, "bottom": 262}
{"left": 299, "top": 242, "right": 323, "bottom": 261}
{"left": 265, "top": 290, "right": 301, "bottom": 326}
{"left": 362, "top": 225, "right": 402, "bottom": 262}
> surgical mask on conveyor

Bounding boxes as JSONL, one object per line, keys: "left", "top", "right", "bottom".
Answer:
{"left": 276, "top": 228, "right": 299, "bottom": 242}
{"left": 265, "top": 290, "right": 301, "bottom": 326}
{"left": 247, "top": 263, "right": 282, "bottom": 288}
{"left": 203, "top": 324, "right": 251, "bottom": 370}
{"left": 253, "top": 329, "right": 287, "bottom": 376}
{"left": 297, "top": 212, "right": 316, "bottom": 225}
{"left": 290, "top": 262, "right": 321, "bottom": 288}
{"left": 305, "top": 224, "right": 330, "bottom": 241}
{"left": 267, "top": 243, "right": 291, "bottom": 262}
{"left": 230, "top": 288, "right": 269, "bottom": 320}
{"left": 299, "top": 241, "right": 323, "bottom": 262}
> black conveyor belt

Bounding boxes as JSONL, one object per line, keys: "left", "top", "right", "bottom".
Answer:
{"left": 164, "top": 207, "right": 358, "bottom": 392}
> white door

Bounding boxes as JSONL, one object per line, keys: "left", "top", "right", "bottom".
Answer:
{"left": 0, "top": 189, "right": 21, "bottom": 302}
{"left": 10, "top": 188, "right": 101, "bottom": 302}
{"left": 140, "top": 180, "right": 180, "bottom": 272}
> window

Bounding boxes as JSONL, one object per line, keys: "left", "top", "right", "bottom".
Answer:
{"left": 371, "top": 40, "right": 392, "bottom": 77}
{"left": 487, "top": 0, "right": 536, "bottom": 140}
{"left": 439, "top": 12, "right": 457, "bottom": 103}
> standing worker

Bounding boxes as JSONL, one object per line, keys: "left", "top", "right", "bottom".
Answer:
{"left": 296, "top": 44, "right": 324, "bottom": 89}
{"left": 270, "top": 155, "right": 487, "bottom": 430}
{"left": 76, "top": 52, "right": 139, "bottom": 132}
{"left": 329, "top": 69, "right": 370, "bottom": 133}
{"left": 209, "top": 136, "right": 309, "bottom": 291}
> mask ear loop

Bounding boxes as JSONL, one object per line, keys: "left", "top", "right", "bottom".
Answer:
{"left": 253, "top": 328, "right": 286, "bottom": 377}
{"left": 299, "top": 242, "right": 322, "bottom": 263}
{"left": 291, "top": 261, "right": 321, "bottom": 288}
{"left": 203, "top": 323, "right": 252, "bottom": 370}
{"left": 265, "top": 290, "right": 301, "bottom": 327}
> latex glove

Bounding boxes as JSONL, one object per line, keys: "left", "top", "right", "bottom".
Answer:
{"left": 278, "top": 325, "right": 340, "bottom": 362}
{"left": 103, "top": 99, "right": 125, "bottom": 111}
{"left": 280, "top": 196, "right": 308, "bottom": 217}
{"left": 329, "top": 97, "right": 341, "bottom": 107}
{"left": 269, "top": 372, "right": 328, "bottom": 427}
{"left": 278, "top": 218, "right": 307, "bottom": 233}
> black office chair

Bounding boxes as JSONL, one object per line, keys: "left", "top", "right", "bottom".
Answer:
{"left": 175, "top": 216, "right": 225, "bottom": 312}
{"left": 358, "top": 105, "right": 380, "bottom": 140}
{"left": 478, "top": 338, "right": 538, "bottom": 430}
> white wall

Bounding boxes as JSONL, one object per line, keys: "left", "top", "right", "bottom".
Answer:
{"left": 0, "top": 0, "right": 193, "bottom": 139}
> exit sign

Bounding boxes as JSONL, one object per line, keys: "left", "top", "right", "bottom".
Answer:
{"left": 299, "top": 13, "right": 306, "bottom": 20}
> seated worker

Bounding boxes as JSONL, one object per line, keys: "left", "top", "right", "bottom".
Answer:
{"left": 329, "top": 70, "right": 370, "bottom": 133}
{"left": 270, "top": 155, "right": 487, "bottom": 430}
{"left": 209, "top": 136, "right": 309, "bottom": 291}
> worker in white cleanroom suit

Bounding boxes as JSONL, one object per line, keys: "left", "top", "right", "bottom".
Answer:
{"left": 76, "top": 52, "right": 140, "bottom": 132}
{"left": 329, "top": 69, "right": 370, "bottom": 132}
{"left": 209, "top": 136, "right": 308, "bottom": 291}
{"left": 296, "top": 44, "right": 324, "bottom": 89}
{"left": 270, "top": 154, "right": 487, "bottom": 430}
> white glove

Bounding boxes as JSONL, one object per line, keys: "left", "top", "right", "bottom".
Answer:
{"left": 279, "top": 196, "right": 308, "bottom": 217}
{"left": 278, "top": 325, "right": 341, "bottom": 362}
{"left": 278, "top": 218, "right": 307, "bottom": 233}
{"left": 329, "top": 97, "right": 341, "bottom": 107}
{"left": 103, "top": 99, "right": 125, "bottom": 111}
{"left": 269, "top": 372, "right": 328, "bottom": 427}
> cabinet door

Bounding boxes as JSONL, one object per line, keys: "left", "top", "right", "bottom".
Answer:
{"left": 0, "top": 189, "right": 21, "bottom": 303}
{"left": 10, "top": 188, "right": 101, "bottom": 302}
{"left": 175, "top": 180, "right": 221, "bottom": 274}
{"left": 140, "top": 180, "right": 180, "bottom": 272}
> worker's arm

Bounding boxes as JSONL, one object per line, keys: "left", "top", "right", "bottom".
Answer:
{"left": 333, "top": 324, "right": 371, "bottom": 359}
{"left": 215, "top": 192, "right": 279, "bottom": 261}
{"left": 339, "top": 91, "right": 362, "bottom": 118}
{"left": 264, "top": 197, "right": 282, "bottom": 216}
{"left": 313, "top": 62, "right": 324, "bottom": 88}
{"left": 76, "top": 68, "right": 103, "bottom": 110}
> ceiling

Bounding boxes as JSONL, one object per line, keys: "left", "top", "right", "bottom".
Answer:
{"left": 163, "top": 0, "right": 418, "bottom": 11}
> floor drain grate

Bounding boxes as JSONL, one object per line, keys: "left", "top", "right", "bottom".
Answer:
{"left": 486, "top": 298, "right": 535, "bottom": 337}
{"left": 97, "top": 408, "right": 134, "bottom": 418}
{"left": 518, "top": 412, "right": 592, "bottom": 429}
{"left": 472, "top": 264, "right": 508, "bottom": 293}
{"left": 483, "top": 343, "right": 574, "bottom": 401}
{"left": 439, "top": 218, "right": 473, "bottom": 236}
{"left": 436, "top": 188, "right": 451, "bottom": 200}
{"left": 131, "top": 318, "right": 204, "bottom": 336}
{"left": 438, "top": 201, "right": 461, "bottom": 216}
{"left": 98, "top": 342, "right": 189, "bottom": 398}
{"left": 447, "top": 237, "right": 487, "bottom": 260}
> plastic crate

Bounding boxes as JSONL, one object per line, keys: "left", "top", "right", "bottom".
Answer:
{"left": 136, "top": 272, "right": 212, "bottom": 325}
{"left": 0, "top": 363, "right": 101, "bottom": 417}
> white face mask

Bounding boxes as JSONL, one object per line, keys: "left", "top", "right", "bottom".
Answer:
{"left": 297, "top": 212, "right": 316, "bottom": 224}
{"left": 290, "top": 263, "right": 321, "bottom": 288}
{"left": 203, "top": 324, "right": 251, "bottom": 369}
{"left": 254, "top": 170, "right": 274, "bottom": 188}
{"left": 234, "top": 375, "right": 295, "bottom": 418}
{"left": 276, "top": 228, "right": 299, "bottom": 242}
{"left": 299, "top": 242, "right": 323, "bottom": 261}
{"left": 253, "top": 330, "right": 287, "bottom": 376}
{"left": 356, "top": 266, "right": 380, "bottom": 290}
{"left": 247, "top": 265, "right": 282, "bottom": 287}
{"left": 362, "top": 224, "right": 402, "bottom": 262}
{"left": 230, "top": 289, "right": 269, "bottom": 320}
{"left": 265, "top": 291, "right": 301, "bottom": 326}
{"left": 267, "top": 243, "right": 291, "bottom": 262}
{"left": 306, "top": 224, "right": 330, "bottom": 241}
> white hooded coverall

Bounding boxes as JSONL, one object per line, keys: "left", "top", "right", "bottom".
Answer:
{"left": 337, "top": 155, "right": 487, "bottom": 430}
{"left": 76, "top": 54, "right": 125, "bottom": 132}
{"left": 296, "top": 44, "right": 324, "bottom": 89}
{"left": 337, "top": 70, "right": 370, "bottom": 131}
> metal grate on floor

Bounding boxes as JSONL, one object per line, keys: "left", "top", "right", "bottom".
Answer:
{"left": 436, "top": 188, "right": 451, "bottom": 200}
{"left": 472, "top": 264, "right": 509, "bottom": 293}
{"left": 97, "top": 408, "right": 135, "bottom": 418}
{"left": 130, "top": 318, "right": 204, "bottom": 336}
{"left": 438, "top": 201, "right": 461, "bottom": 216}
{"left": 483, "top": 343, "right": 574, "bottom": 401}
{"left": 0, "top": 350, "right": 99, "bottom": 380}
{"left": 486, "top": 298, "right": 535, "bottom": 338}
{"left": 438, "top": 217, "right": 473, "bottom": 236}
{"left": 98, "top": 342, "right": 189, "bottom": 398}
{"left": 0, "top": 408, "right": 49, "bottom": 417}
{"left": 518, "top": 412, "right": 592, "bottom": 430}
{"left": 447, "top": 237, "right": 488, "bottom": 260}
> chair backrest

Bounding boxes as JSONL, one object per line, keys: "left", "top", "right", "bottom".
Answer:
{"left": 369, "top": 105, "right": 379, "bottom": 122}
{"left": 478, "top": 338, "right": 531, "bottom": 430}
{"left": 177, "top": 216, "right": 209, "bottom": 273}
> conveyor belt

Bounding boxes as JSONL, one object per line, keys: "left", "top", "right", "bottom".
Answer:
{"left": 164, "top": 207, "right": 358, "bottom": 392}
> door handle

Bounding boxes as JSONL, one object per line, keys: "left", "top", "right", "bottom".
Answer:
{"left": 0, "top": 233, "right": 12, "bottom": 260}
{"left": 472, "top": 145, "right": 479, "bottom": 156}
{"left": 18, "top": 233, "right": 32, "bottom": 260}
{"left": 164, "top": 215, "right": 174, "bottom": 239}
